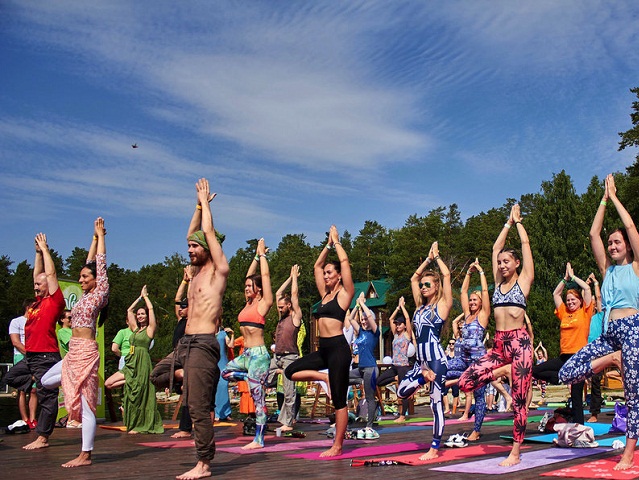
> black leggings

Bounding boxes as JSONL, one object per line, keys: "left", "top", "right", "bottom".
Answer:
{"left": 533, "top": 353, "right": 584, "bottom": 424}
{"left": 285, "top": 334, "right": 351, "bottom": 410}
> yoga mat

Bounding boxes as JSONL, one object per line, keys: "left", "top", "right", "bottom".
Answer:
{"left": 541, "top": 451, "right": 639, "bottom": 478}
{"left": 287, "top": 441, "right": 430, "bottom": 460}
{"left": 484, "top": 415, "right": 543, "bottom": 427}
{"left": 501, "top": 433, "right": 626, "bottom": 447}
{"left": 432, "top": 447, "right": 609, "bottom": 474}
{"left": 356, "top": 444, "right": 519, "bottom": 466}
{"left": 376, "top": 425, "right": 430, "bottom": 434}
{"left": 219, "top": 439, "right": 369, "bottom": 454}
{"left": 378, "top": 416, "right": 432, "bottom": 425}
{"left": 100, "top": 422, "right": 179, "bottom": 431}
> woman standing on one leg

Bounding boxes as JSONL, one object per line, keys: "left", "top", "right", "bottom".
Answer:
{"left": 397, "top": 241, "right": 453, "bottom": 460}
{"left": 459, "top": 204, "right": 534, "bottom": 467}
{"left": 446, "top": 259, "right": 490, "bottom": 440}
{"left": 559, "top": 174, "right": 639, "bottom": 471}
{"left": 221, "top": 238, "right": 273, "bottom": 449}
{"left": 377, "top": 296, "right": 414, "bottom": 423}
{"left": 42, "top": 217, "right": 109, "bottom": 467}
{"left": 105, "top": 285, "right": 163, "bottom": 434}
{"left": 286, "top": 225, "right": 355, "bottom": 457}
{"left": 533, "top": 262, "right": 592, "bottom": 424}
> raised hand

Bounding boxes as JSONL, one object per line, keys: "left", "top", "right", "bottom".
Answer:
{"left": 329, "top": 225, "right": 340, "bottom": 245}
{"left": 141, "top": 285, "right": 148, "bottom": 298}
{"left": 94, "top": 217, "right": 106, "bottom": 237}
{"left": 606, "top": 174, "right": 617, "bottom": 200}
{"left": 196, "top": 178, "right": 215, "bottom": 206}
{"left": 512, "top": 204, "right": 522, "bottom": 223}
{"left": 398, "top": 296, "right": 405, "bottom": 307}
{"left": 35, "top": 233, "right": 48, "bottom": 252}
{"left": 566, "top": 262, "right": 573, "bottom": 280}
{"left": 291, "top": 264, "right": 300, "bottom": 278}
{"left": 256, "top": 238, "right": 267, "bottom": 256}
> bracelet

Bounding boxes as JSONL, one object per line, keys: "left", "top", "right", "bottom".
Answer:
{"left": 479, "top": 271, "right": 485, "bottom": 275}
{"left": 504, "top": 223, "right": 511, "bottom": 229}
{"left": 594, "top": 281, "right": 599, "bottom": 285}
{"left": 515, "top": 221, "right": 522, "bottom": 225}
{"left": 466, "top": 272, "right": 471, "bottom": 276}
{"left": 415, "top": 271, "right": 421, "bottom": 276}
{"left": 571, "top": 275, "right": 576, "bottom": 282}
{"left": 181, "top": 280, "right": 188, "bottom": 284}
{"left": 562, "top": 279, "right": 568, "bottom": 285}
{"left": 196, "top": 204, "right": 202, "bottom": 210}
{"left": 434, "top": 255, "right": 440, "bottom": 261}
{"left": 600, "top": 200, "right": 607, "bottom": 207}
{"left": 93, "top": 235, "right": 98, "bottom": 240}
{"left": 326, "top": 244, "right": 334, "bottom": 250}
{"left": 254, "top": 255, "right": 259, "bottom": 262}
{"left": 334, "top": 242, "right": 342, "bottom": 246}
{"left": 259, "top": 254, "right": 267, "bottom": 258}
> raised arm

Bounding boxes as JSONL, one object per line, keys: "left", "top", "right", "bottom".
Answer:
{"left": 512, "top": 204, "right": 534, "bottom": 291}
{"left": 553, "top": 263, "right": 569, "bottom": 309}
{"left": 348, "top": 305, "right": 360, "bottom": 335}
{"left": 493, "top": 207, "right": 515, "bottom": 283}
{"left": 588, "top": 273, "right": 602, "bottom": 312}
{"left": 399, "top": 297, "right": 413, "bottom": 340}
{"left": 314, "top": 234, "right": 332, "bottom": 296}
{"left": 126, "top": 294, "right": 141, "bottom": 330}
{"left": 607, "top": 174, "right": 639, "bottom": 271}
{"left": 411, "top": 246, "right": 435, "bottom": 307}
{"left": 174, "top": 266, "right": 193, "bottom": 319}
{"left": 567, "top": 263, "right": 592, "bottom": 308}
{"left": 276, "top": 274, "right": 293, "bottom": 302}
{"left": 140, "top": 285, "right": 157, "bottom": 338}
{"left": 35, "top": 233, "right": 59, "bottom": 295}
{"left": 254, "top": 238, "right": 273, "bottom": 317}
{"left": 589, "top": 177, "right": 611, "bottom": 276}
{"left": 331, "top": 226, "right": 354, "bottom": 307}
{"left": 452, "top": 313, "right": 464, "bottom": 339}
{"left": 432, "top": 242, "right": 453, "bottom": 318}
{"left": 195, "top": 178, "right": 230, "bottom": 281}
{"left": 460, "top": 261, "right": 474, "bottom": 316}
{"left": 358, "top": 293, "right": 378, "bottom": 333}
{"left": 289, "top": 265, "right": 302, "bottom": 327}
{"left": 476, "top": 260, "right": 491, "bottom": 324}
{"left": 389, "top": 299, "right": 401, "bottom": 335}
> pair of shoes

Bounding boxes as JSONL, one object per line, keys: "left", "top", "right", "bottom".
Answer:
{"left": 344, "top": 430, "right": 357, "bottom": 440}
{"left": 27, "top": 419, "right": 37, "bottom": 430}
{"left": 325, "top": 426, "right": 336, "bottom": 438}
{"left": 443, "top": 433, "right": 468, "bottom": 448}
{"left": 364, "top": 427, "right": 380, "bottom": 439}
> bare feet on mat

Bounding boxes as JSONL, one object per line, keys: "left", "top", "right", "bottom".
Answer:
{"left": 241, "top": 441, "right": 264, "bottom": 450}
{"left": 419, "top": 448, "right": 439, "bottom": 461}
{"left": 319, "top": 445, "right": 342, "bottom": 457}
{"left": 499, "top": 451, "right": 521, "bottom": 467}
{"left": 393, "top": 415, "right": 406, "bottom": 423}
{"left": 62, "top": 452, "right": 91, "bottom": 468}
{"left": 171, "top": 430, "right": 192, "bottom": 438}
{"left": 23, "top": 436, "right": 49, "bottom": 450}
{"left": 467, "top": 431, "right": 481, "bottom": 441}
{"left": 587, "top": 415, "right": 598, "bottom": 423}
{"left": 279, "top": 425, "right": 293, "bottom": 432}
{"left": 457, "top": 415, "right": 470, "bottom": 422}
{"left": 176, "top": 461, "right": 212, "bottom": 480}
{"left": 127, "top": 430, "right": 139, "bottom": 435}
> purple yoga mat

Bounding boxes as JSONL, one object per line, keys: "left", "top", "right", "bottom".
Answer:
{"left": 287, "top": 441, "right": 430, "bottom": 460}
{"left": 431, "top": 446, "right": 609, "bottom": 474}
{"left": 218, "top": 439, "right": 370, "bottom": 454}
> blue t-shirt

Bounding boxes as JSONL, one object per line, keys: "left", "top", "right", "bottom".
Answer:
{"left": 355, "top": 327, "right": 380, "bottom": 368}
{"left": 587, "top": 311, "right": 605, "bottom": 344}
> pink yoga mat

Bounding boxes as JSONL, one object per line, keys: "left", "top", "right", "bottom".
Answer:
{"left": 218, "top": 439, "right": 370, "bottom": 454}
{"left": 356, "top": 444, "right": 519, "bottom": 466}
{"left": 541, "top": 451, "right": 639, "bottom": 478}
{"left": 287, "top": 441, "right": 430, "bottom": 460}
{"left": 432, "top": 446, "right": 610, "bottom": 474}
{"left": 139, "top": 434, "right": 308, "bottom": 449}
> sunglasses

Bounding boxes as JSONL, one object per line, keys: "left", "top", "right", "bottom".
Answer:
{"left": 419, "top": 281, "right": 432, "bottom": 289}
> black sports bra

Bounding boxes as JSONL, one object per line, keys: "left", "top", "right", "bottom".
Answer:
{"left": 316, "top": 290, "right": 347, "bottom": 322}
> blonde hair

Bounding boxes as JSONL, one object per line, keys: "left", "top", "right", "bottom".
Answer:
{"left": 420, "top": 270, "right": 443, "bottom": 305}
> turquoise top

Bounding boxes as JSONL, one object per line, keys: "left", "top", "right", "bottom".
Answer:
{"left": 601, "top": 263, "right": 639, "bottom": 329}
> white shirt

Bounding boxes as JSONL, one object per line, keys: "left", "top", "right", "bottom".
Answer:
{"left": 9, "top": 315, "right": 27, "bottom": 356}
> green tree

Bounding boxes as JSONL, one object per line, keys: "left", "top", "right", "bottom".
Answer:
{"left": 618, "top": 86, "right": 639, "bottom": 163}
{"left": 65, "top": 247, "right": 89, "bottom": 280}
{"left": 350, "top": 221, "right": 391, "bottom": 282}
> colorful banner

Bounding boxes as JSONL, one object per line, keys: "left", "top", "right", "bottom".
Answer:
{"left": 57, "top": 279, "right": 106, "bottom": 420}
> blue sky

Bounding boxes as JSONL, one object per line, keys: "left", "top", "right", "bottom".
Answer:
{"left": 1, "top": 1, "right": 638, "bottom": 271}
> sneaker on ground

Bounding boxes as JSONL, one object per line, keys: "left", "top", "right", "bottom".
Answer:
{"left": 365, "top": 428, "right": 380, "bottom": 439}
{"left": 356, "top": 429, "right": 366, "bottom": 439}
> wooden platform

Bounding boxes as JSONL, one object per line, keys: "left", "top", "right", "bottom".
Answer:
{"left": 0, "top": 402, "right": 622, "bottom": 480}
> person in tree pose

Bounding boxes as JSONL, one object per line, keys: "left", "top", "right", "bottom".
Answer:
{"left": 41, "top": 217, "right": 109, "bottom": 467}
{"left": 445, "top": 258, "right": 490, "bottom": 440}
{"left": 397, "top": 241, "right": 453, "bottom": 460}
{"left": 221, "top": 238, "right": 273, "bottom": 449}
{"left": 560, "top": 174, "right": 639, "bottom": 470}
{"left": 286, "top": 225, "right": 355, "bottom": 457}
{"left": 459, "top": 204, "right": 534, "bottom": 467}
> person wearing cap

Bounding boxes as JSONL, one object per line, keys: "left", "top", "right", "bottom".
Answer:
{"left": 377, "top": 296, "right": 414, "bottom": 423}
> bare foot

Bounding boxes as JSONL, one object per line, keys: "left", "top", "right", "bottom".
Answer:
{"left": 176, "top": 460, "right": 211, "bottom": 480}
{"left": 467, "top": 431, "right": 481, "bottom": 441}
{"left": 319, "top": 445, "right": 342, "bottom": 457}
{"left": 241, "top": 441, "right": 264, "bottom": 450}
{"left": 505, "top": 398, "right": 513, "bottom": 412}
{"left": 23, "top": 436, "right": 49, "bottom": 450}
{"left": 614, "top": 458, "right": 635, "bottom": 470}
{"left": 393, "top": 416, "right": 406, "bottom": 423}
{"left": 171, "top": 431, "right": 192, "bottom": 438}
{"left": 62, "top": 451, "right": 92, "bottom": 468}
{"left": 279, "top": 425, "right": 293, "bottom": 432}
{"left": 587, "top": 415, "right": 598, "bottom": 423}
{"left": 419, "top": 448, "right": 439, "bottom": 461}
{"left": 127, "top": 430, "right": 139, "bottom": 435}
{"left": 457, "top": 415, "right": 470, "bottom": 422}
{"left": 499, "top": 452, "right": 521, "bottom": 467}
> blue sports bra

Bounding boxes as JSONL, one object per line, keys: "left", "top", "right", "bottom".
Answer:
{"left": 316, "top": 290, "right": 347, "bottom": 322}
{"left": 492, "top": 281, "right": 527, "bottom": 309}
{"left": 601, "top": 263, "right": 639, "bottom": 329}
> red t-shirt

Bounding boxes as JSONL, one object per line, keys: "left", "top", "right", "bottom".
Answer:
{"left": 25, "top": 288, "right": 65, "bottom": 353}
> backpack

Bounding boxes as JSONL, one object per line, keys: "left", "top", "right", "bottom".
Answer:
{"left": 553, "top": 423, "right": 598, "bottom": 448}
{"left": 242, "top": 416, "right": 256, "bottom": 436}
{"left": 610, "top": 402, "right": 627, "bottom": 434}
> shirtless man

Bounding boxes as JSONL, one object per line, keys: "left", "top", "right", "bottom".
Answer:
{"left": 174, "top": 178, "right": 229, "bottom": 480}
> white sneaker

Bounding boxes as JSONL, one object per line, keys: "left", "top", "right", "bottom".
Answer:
{"left": 365, "top": 428, "right": 380, "bottom": 439}
{"left": 357, "top": 429, "right": 366, "bottom": 439}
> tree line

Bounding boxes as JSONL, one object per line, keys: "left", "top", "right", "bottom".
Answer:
{"left": 1, "top": 88, "right": 638, "bottom": 377}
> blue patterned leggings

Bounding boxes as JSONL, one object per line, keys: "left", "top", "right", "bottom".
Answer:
{"left": 447, "top": 349, "right": 487, "bottom": 433}
{"left": 559, "top": 313, "right": 639, "bottom": 439}
{"left": 222, "top": 345, "right": 270, "bottom": 444}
